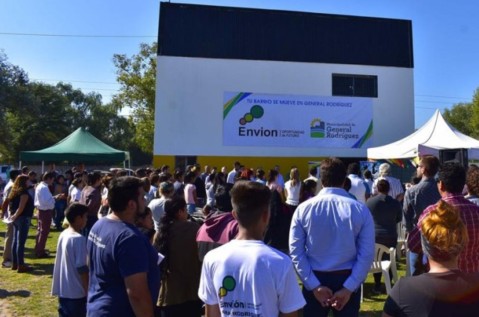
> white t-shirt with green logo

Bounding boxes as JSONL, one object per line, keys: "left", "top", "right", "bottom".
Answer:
{"left": 199, "top": 239, "right": 305, "bottom": 316}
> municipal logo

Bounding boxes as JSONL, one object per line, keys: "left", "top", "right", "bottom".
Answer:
{"left": 310, "top": 118, "right": 325, "bottom": 138}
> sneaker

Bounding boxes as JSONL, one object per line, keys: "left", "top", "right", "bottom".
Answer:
{"left": 2, "top": 261, "right": 12, "bottom": 268}
{"left": 17, "top": 264, "right": 33, "bottom": 273}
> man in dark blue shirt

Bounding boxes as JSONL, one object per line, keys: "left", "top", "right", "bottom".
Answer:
{"left": 87, "top": 177, "right": 160, "bottom": 317}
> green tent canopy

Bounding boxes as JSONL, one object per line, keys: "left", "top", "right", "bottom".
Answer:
{"left": 20, "top": 127, "right": 130, "bottom": 163}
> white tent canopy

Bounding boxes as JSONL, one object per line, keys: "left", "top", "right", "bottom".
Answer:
{"left": 368, "top": 109, "right": 479, "bottom": 160}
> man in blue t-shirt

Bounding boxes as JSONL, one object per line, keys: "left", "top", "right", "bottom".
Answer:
{"left": 87, "top": 176, "right": 160, "bottom": 317}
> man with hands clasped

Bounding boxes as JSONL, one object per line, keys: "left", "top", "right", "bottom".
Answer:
{"left": 289, "top": 158, "right": 375, "bottom": 317}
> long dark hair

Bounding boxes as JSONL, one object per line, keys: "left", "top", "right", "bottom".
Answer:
{"left": 152, "top": 196, "right": 186, "bottom": 274}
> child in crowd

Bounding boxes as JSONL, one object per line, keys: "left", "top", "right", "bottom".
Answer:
{"left": 51, "top": 203, "right": 89, "bottom": 317}
{"left": 198, "top": 181, "right": 305, "bottom": 316}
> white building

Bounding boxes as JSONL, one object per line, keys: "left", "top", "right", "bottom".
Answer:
{"left": 154, "top": 3, "right": 414, "bottom": 175}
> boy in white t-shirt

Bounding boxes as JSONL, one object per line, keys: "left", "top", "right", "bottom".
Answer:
{"left": 52, "top": 203, "right": 89, "bottom": 317}
{"left": 198, "top": 181, "right": 306, "bottom": 317}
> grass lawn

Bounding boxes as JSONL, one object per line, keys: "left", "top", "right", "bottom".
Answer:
{"left": 0, "top": 220, "right": 404, "bottom": 317}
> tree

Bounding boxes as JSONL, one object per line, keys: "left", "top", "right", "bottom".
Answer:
{"left": 56, "top": 83, "right": 134, "bottom": 152}
{"left": 0, "top": 52, "right": 31, "bottom": 160}
{"left": 443, "top": 102, "right": 474, "bottom": 136}
{"left": 469, "top": 88, "right": 479, "bottom": 139}
{"left": 111, "top": 43, "right": 157, "bottom": 155}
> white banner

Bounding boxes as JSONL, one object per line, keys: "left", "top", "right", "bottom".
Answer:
{"left": 223, "top": 92, "right": 373, "bottom": 148}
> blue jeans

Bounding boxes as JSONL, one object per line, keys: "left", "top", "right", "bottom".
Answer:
{"left": 54, "top": 200, "right": 67, "bottom": 229}
{"left": 187, "top": 204, "right": 196, "bottom": 214}
{"left": 409, "top": 251, "right": 418, "bottom": 276}
{"left": 12, "top": 216, "right": 31, "bottom": 266}
{"left": 303, "top": 271, "right": 361, "bottom": 317}
{"left": 58, "top": 297, "right": 86, "bottom": 317}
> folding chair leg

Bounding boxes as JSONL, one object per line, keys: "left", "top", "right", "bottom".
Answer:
{"left": 360, "top": 283, "right": 363, "bottom": 303}
{"left": 383, "top": 270, "right": 392, "bottom": 294}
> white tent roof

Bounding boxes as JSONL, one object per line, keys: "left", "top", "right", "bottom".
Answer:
{"left": 368, "top": 109, "right": 479, "bottom": 159}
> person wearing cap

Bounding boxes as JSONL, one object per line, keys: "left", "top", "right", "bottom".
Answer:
{"left": 372, "top": 163, "right": 404, "bottom": 202}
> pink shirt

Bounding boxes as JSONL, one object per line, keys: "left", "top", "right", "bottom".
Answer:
{"left": 184, "top": 184, "right": 196, "bottom": 204}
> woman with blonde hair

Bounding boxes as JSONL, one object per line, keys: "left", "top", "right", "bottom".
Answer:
{"left": 383, "top": 200, "right": 479, "bottom": 316}
{"left": 8, "top": 175, "right": 35, "bottom": 272}
{"left": 284, "top": 167, "right": 301, "bottom": 212}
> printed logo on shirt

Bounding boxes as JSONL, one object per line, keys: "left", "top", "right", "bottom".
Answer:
{"left": 218, "top": 275, "right": 236, "bottom": 298}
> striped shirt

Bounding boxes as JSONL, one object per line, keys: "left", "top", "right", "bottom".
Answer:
{"left": 408, "top": 193, "right": 479, "bottom": 273}
{"left": 403, "top": 178, "right": 441, "bottom": 232}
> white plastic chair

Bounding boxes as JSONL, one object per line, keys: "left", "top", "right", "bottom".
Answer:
{"left": 370, "top": 243, "right": 398, "bottom": 294}
{"left": 360, "top": 243, "right": 399, "bottom": 302}
{"left": 396, "top": 223, "right": 407, "bottom": 261}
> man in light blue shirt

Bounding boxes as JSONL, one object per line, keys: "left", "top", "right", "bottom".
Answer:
{"left": 289, "top": 157, "right": 375, "bottom": 317}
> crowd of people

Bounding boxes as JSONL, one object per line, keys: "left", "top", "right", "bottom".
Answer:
{"left": 1, "top": 157, "right": 479, "bottom": 317}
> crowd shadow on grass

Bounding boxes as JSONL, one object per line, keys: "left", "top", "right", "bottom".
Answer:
{"left": 28, "top": 262, "right": 54, "bottom": 277}
{"left": 0, "top": 289, "right": 31, "bottom": 299}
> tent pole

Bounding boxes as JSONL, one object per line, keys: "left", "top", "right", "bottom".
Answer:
{"left": 42, "top": 161, "right": 45, "bottom": 173}
{"left": 19, "top": 160, "right": 22, "bottom": 169}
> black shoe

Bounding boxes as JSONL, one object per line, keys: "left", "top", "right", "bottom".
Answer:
{"left": 36, "top": 252, "right": 52, "bottom": 258}
{"left": 372, "top": 285, "right": 382, "bottom": 295}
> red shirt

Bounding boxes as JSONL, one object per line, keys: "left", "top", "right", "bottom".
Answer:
{"left": 408, "top": 193, "right": 479, "bottom": 273}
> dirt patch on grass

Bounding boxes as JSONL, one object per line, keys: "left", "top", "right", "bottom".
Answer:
{"left": 0, "top": 297, "right": 15, "bottom": 317}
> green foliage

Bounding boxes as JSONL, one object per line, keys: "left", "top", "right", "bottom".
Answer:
{"left": 0, "top": 52, "right": 140, "bottom": 163}
{"left": 112, "top": 42, "right": 157, "bottom": 155}
{"left": 469, "top": 88, "right": 479, "bottom": 139}
{"left": 443, "top": 102, "right": 474, "bottom": 136}
{"left": 443, "top": 89, "right": 479, "bottom": 139}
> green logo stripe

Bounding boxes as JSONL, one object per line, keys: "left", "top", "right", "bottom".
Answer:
{"left": 223, "top": 92, "right": 251, "bottom": 119}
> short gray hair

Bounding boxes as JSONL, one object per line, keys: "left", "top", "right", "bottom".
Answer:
{"left": 379, "top": 163, "right": 391, "bottom": 176}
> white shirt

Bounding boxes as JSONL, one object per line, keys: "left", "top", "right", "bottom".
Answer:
{"left": 35, "top": 181, "right": 55, "bottom": 210}
{"left": 70, "top": 187, "right": 82, "bottom": 203}
{"left": 199, "top": 239, "right": 305, "bottom": 316}
{"left": 304, "top": 175, "right": 321, "bottom": 194}
{"left": 148, "top": 197, "right": 167, "bottom": 232}
{"left": 52, "top": 228, "right": 88, "bottom": 299}
{"left": 348, "top": 174, "right": 368, "bottom": 204}
{"left": 284, "top": 180, "right": 301, "bottom": 206}
{"left": 227, "top": 169, "right": 237, "bottom": 184}
{"left": 372, "top": 175, "right": 404, "bottom": 200}
{"left": 3, "top": 180, "right": 14, "bottom": 216}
